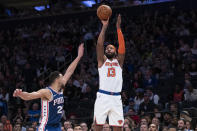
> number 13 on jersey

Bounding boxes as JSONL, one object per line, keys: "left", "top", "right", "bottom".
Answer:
{"left": 107, "top": 68, "right": 116, "bottom": 77}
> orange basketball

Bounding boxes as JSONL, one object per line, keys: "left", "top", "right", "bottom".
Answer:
{"left": 97, "top": 5, "right": 112, "bottom": 21}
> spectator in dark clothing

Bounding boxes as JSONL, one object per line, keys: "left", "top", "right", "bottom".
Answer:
{"left": 12, "top": 108, "right": 25, "bottom": 123}
{"left": 162, "top": 111, "right": 173, "bottom": 127}
{"left": 139, "top": 93, "right": 155, "bottom": 114}
{"left": 28, "top": 103, "right": 40, "bottom": 123}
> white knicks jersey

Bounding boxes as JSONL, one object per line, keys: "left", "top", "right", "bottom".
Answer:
{"left": 98, "top": 59, "right": 123, "bottom": 92}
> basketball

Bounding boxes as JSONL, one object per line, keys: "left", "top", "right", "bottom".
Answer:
{"left": 97, "top": 5, "right": 112, "bottom": 21}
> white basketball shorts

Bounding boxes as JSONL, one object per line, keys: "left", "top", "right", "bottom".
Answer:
{"left": 93, "top": 92, "right": 124, "bottom": 127}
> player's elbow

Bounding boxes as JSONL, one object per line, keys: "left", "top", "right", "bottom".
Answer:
{"left": 24, "top": 94, "right": 40, "bottom": 100}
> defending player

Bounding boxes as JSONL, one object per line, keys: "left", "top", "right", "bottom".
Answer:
{"left": 13, "top": 44, "right": 84, "bottom": 131}
{"left": 94, "top": 14, "right": 125, "bottom": 131}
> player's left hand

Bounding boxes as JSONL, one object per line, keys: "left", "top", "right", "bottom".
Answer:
{"left": 116, "top": 14, "right": 121, "bottom": 29}
{"left": 13, "top": 89, "right": 22, "bottom": 97}
{"left": 78, "top": 43, "right": 84, "bottom": 58}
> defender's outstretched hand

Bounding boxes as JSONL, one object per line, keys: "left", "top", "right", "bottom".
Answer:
{"left": 116, "top": 14, "right": 121, "bottom": 29}
{"left": 13, "top": 89, "right": 22, "bottom": 97}
{"left": 78, "top": 43, "right": 84, "bottom": 58}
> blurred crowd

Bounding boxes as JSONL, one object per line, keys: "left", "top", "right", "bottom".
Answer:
{"left": 0, "top": 0, "right": 171, "bottom": 19}
{"left": 0, "top": 5, "right": 197, "bottom": 131}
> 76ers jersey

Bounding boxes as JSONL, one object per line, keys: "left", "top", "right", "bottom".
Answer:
{"left": 98, "top": 59, "right": 123, "bottom": 92}
{"left": 38, "top": 87, "right": 64, "bottom": 131}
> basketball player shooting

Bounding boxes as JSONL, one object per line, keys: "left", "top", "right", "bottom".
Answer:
{"left": 94, "top": 14, "right": 125, "bottom": 131}
{"left": 13, "top": 44, "right": 84, "bottom": 131}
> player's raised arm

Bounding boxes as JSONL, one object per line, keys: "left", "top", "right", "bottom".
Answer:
{"left": 62, "top": 44, "right": 84, "bottom": 85}
{"left": 97, "top": 18, "right": 109, "bottom": 68}
{"left": 116, "top": 14, "right": 125, "bottom": 68}
{"left": 13, "top": 89, "right": 51, "bottom": 101}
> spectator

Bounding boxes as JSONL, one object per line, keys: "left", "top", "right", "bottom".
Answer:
{"left": 15, "top": 118, "right": 26, "bottom": 131}
{"left": 102, "top": 123, "right": 111, "bottom": 131}
{"left": 124, "top": 117, "right": 136, "bottom": 131}
{"left": 69, "top": 114, "right": 77, "bottom": 125}
{"left": 153, "top": 106, "right": 162, "bottom": 120}
{"left": 126, "top": 108, "right": 140, "bottom": 124}
{"left": 162, "top": 126, "right": 168, "bottom": 131}
{"left": 177, "top": 119, "right": 186, "bottom": 131}
{"left": 185, "top": 120, "right": 193, "bottom": 131}
{"left": 74, "top": 125, "right": 82, "bottom": 131}
{"left": 80, "top": 122, "right": 88, "bottom": 131}
{"left": 173, "top": 84, "right": 184, "bottom": 103}
{"left": 1, "top": 115, "right": 12, "bottom": 131}
{"left": 149, "top": 123, "right": 158, "bottom": 131}
{"left": 169, "top": 103, "right": 179, "bottom": 117}
{"left": 12, "top": 108, "right": 25, "bottom": 124}
{"left": 31, "top": 121, "right": 38, "bottom": 130}
{"left": 162, "top": 111, "right": 172, "bottom": 126}
{"left": 139, "top": 93, "right": 155, "bottom": 114}
{"left": 132, "top": 72, "right": 143, "bottom": 89}
{"left": 28, "top": 103, "right": 40, "bottom": 123}
{"left": 143, "top": 71, "right": 157, "bottom": 89}
{"left": 146, "top": 88, "right": 159, "bottom": 105}
{"left": 89, "top": 123, "right": 95, "bottom": 131}
{"left": 134, "top": 90, "right": 144, "bottom": 111}
{"left": 13, "top": 124, "right": 22, "bottom": 131}
{"left": 124, "top": 98, "right": 135, "bottom": 114}
{"left": 184, "top": 82, "right": 197, "bottom": 102}
{"left": 189, "top": 63, "right": 197, "bottom": 78}
{"left": 64, "top": 120, "right": 72, "bottom": 130}
{"left": 168, "top": 116, "right": 178, "bottom": 128}
{"left": 144, "top": 114, "right": 152, "bottom": 126}
{"left": 151, "top": 117, "right": 161, "bottom": 131}
{"left": 140, "top": 117, "right": 148, "bottom": 126}
{"left": 0, "top": 88, "right": 9, "bottom": 102}
{"left": 185, "top": 73, "right": 191, "bottom": 82}
{"left": 123, "top": 124, "right": 132, "bottom": 131}
{"left": 140, "top": 124, "right": 148, "bottom": 131}
{"left": 67, "top": 127, "right": 74, "bottom": 131}
{"left": 180, "top": 111, "right": 192, "bottom": 122}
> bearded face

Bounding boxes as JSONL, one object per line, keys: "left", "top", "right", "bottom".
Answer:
{"left": 105, "top": 44, "right": 116, "bottom": 59}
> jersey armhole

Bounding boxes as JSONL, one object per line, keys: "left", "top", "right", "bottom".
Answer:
{"left": 98, "top": 57, "right": 107, "bottom": 69}
{"left": 116, "top": 59, "right": 123, "bottom": 70}
{"left": 48, "top": 89, "right": 53, "bottom": 102}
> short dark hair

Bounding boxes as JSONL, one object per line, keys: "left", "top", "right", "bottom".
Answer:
{"left": 49, "top": 71, "right": 61, "bottom": 85}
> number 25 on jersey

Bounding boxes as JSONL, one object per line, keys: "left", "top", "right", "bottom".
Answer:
{"left": 57, "top": 106, "right": 63, "bottom": 114}
{"left": 107, "top": 68, "right": 116, "bottom": 77}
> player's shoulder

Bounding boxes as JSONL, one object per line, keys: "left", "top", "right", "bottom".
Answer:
{"left": 38, "top": 88, "right": 52, "bottom": 101}
{"left": 38, "top": 88, "right": 51, "bottom": 96}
